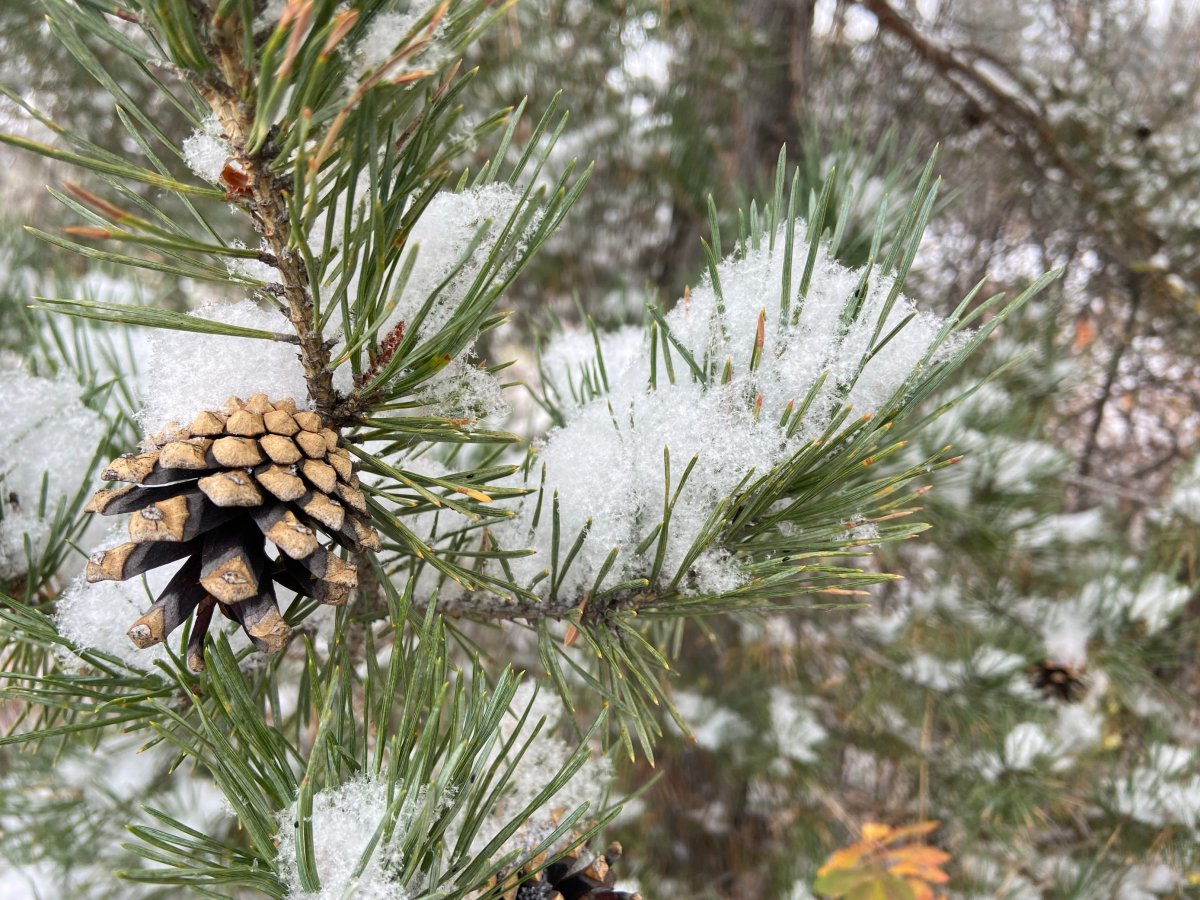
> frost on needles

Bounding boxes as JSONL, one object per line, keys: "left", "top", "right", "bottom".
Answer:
{"left": 489, "top": 216, "right": 972, "bottom": 606}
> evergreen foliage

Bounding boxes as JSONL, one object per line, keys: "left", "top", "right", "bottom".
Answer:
{"left": 1, "top": 2, "right": 1196, "bottom": 899}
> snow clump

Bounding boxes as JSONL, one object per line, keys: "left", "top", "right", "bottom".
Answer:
{"left": 182, "top": 115, "right": 232, "bottom": 185}
{"left": 495, "top": 219, "right": 965, "bottom": 600}
{"left": 136, "top": 300, "right": 353, "bottom": 435}
{"left": 274, "top": 772, "right": 413, "bottom": 900}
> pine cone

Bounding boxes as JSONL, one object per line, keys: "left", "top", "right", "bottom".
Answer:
{"left": 83, "top": 394, "right": 379, "bottom": 671}
{"left": 499, "top": 842, "right": 641, "bottom": 900}
{"left": 1027, "top": 659, "right": 1087, "bottom": 703}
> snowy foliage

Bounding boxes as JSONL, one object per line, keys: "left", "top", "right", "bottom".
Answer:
{"left": 670, "top": 690, "right": 753, "bottom": 752}
{"left": 349, "top": 3, "right": 446, "bottom": 83}
{"left": 494, "top": 220, "right": 963, "bottom": 599}
{"left": 412, "top": 354, "right": 508, "bottom": 420}
{"left": 55, "top": 564, "right": 173, "bottom": 672}
{"left": 470, "top": 682, "right": 614, "bottom": 859}
{"left": 1023, "top": 571, "right": 1192, "bottom": 666}
{"left": 0, "top": 370, "right": 105, "bottom": 578}
{"left": 383, "top": 183, "right": 527, "bottom": 342}
{"left": 1111, "top": 745, "right": 1200, "bottom": 831}
{"left": 271, "top": 681, "right": 615, "bottom": 898}
{"left": 768, "top": 687, "right": 827, "bottom": 764}
{"left": 0, "top": 734, "right": 227, "bottom": 897}
{"left": 55, "top": 543, "right": 253, "bottom": 672}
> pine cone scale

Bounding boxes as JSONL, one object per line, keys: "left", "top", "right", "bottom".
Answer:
{"left": 127, "top": 555, "right": 207, "bottom": 648}
{"left": 252, "top": 506, "right": 319, "bottom": 560}
{"left": 254, "top": 463, "right": 308, "bottom": 502}
{"left": 86, "top": 537, "right": 201, "bottom": 583}
{"left": 185, "top": 598, "right": 217, "bottom": 671}
{"left": 209, "top": 436, "right": 264, "bottom": 468}
{"left": 198, "top": 470, "right": 265, "bottom": 507}
{"left": 199, "top": 525, "right": 267, "bottom": 604}
{"left": 159, "top": 439, "right": 213, "bottom": 469}
{"left": 260, "top": 433, "right": 303, "bottom": 464}
{"left": 263, "top": 409, "right": 300, "bottom": 435}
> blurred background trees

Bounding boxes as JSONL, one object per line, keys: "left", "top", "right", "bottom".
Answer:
{"left": 3, "top": 0, "right": 1199, "bottom": 896}
{"left": 463, "top": 1, "right": 1200, "bottom": 894}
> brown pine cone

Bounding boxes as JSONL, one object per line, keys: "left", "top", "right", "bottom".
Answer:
{"left": 1027, "top": 659, "right": 1087, "bottom": 703}
{"left": 83, "top": 394, "right": 379, "bottom": 671}
{"left": 498, "top": 842, "right": 641, "bottom": 900}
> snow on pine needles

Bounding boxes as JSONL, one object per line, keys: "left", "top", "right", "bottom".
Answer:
{"left": 494, "top": 219, "right": 964, "bottom": 601}
{"left": 0, "top": 370, "right": 106, "bottom": 578}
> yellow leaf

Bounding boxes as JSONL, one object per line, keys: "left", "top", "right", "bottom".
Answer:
{"left": 890, "top": 861, "right": 950, "bottom": 884}
{"left": 888, "top": 845, "right": 951, "bottom": 879}
{"left": 817, "top": 820, "right": 952, "bottom": 899}
{"left": 818, "top": 844, "right": 870, "bottom": 876}
{"left": 862, "top": 822, "right": 895, "bottom": 842}
{"left": 879, "top": 821, "right": 940, "bottom": 845}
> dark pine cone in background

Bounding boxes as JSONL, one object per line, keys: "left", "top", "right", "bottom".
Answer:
{"left": 1027, "top": 659, "right": 1087, "bottom": 703}
{"left": 498, "top": 841, "right": 641, "bottom": 900}
{"left": 83, "top": 394, "right": 379, "bottom": 671}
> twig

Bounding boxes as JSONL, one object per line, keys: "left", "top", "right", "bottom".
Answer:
{"left": 1076, "top": 270, "right": 1143, "bottom": 483}
{"left": 192, "top": 12, "right": 340, "bottom": 417}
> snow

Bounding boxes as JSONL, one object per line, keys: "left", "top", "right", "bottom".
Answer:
{"left": 493, "top": 218, "right": 966, "bottom": 600}
{"left": 670, "top": 690, "right": 753, "bottom": 751}
{"left": 225, "top": 241, "right": 281, "bottom": 284}
{"left": 136, "top": 300, "right": 352, "bottom": 435}
{"left": 1052, "top": 704, "right": 1104, "bottom": 753}
{"left": 1111, "top": 745, "right": 1200, "bottom": 829}
{"left": 273, "top": 681, "right": 615, "bottom": 897}
{"left": 308, "top": 182, "right": 523, "bottom": 411}
{"left": 1017, "top": 508, "right": 1107, "bottom": 549}
{"left": 768, "top": 687, "right": 827, "bottom": 764}
{"left": 54, "top": 545, "right": 181, "bottom": 672}
{"left": 350, "top": 4, "right": 442, "bottom": 82}
{"left": 0, "top": 734, "right": 227, "bottom": 897}
{"left": 900, "top": 652, "right": 965, "bottom": 691}
{"left": 690, "top": 549, "right": 749, "bottom": 596}
{"left": 1040, "top": 605, "right": 1092, "bottom": 668}
{"left": 1036, "top": 571, "right": 1192, "bottom": 666}
{"left": 0, "top": 370, "right": 106, "bottom": 578}
{"left": 970, "top": 645, "right": 1026, "bottom": 678}
{"left": 182, "top": 115, "right": 231, "bottom": 185}
{"left": 1165, "top": 454, "right": 1200, "bottom": 521}
{"left": 55, "top": 530, "right": 257, "bottom": 672}
{"left": 1003, "top": 722, "right": 1053, "bottom": 770}
{"left": 1118, "top": 865, "right": 1183, "bottom": 900}
{"left": 412, "top": 352, "right": 508, "bottom": 421}
{"left": 382, "top": 184, "right": 527, "bottom": 343}
{"left": 275, "top": 772, "right": 410, "bottom": 900}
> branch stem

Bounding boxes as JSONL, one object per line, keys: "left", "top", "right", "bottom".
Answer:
{"left": 197, "top": 14, "right": 340, "bottom": 417}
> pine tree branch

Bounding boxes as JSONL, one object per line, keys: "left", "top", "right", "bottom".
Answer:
{"left": 421, "top": 588, "right": 651, "bottom": 623}
{"left": 1075, "top": 268, "right": 1144, "bottom": 486}
{"left": 190, "top": 12, "right": 340, "bottom": 417}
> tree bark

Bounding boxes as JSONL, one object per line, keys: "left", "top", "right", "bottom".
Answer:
{"left": 735, "top": 0, "right": 816, "bottom": 188}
